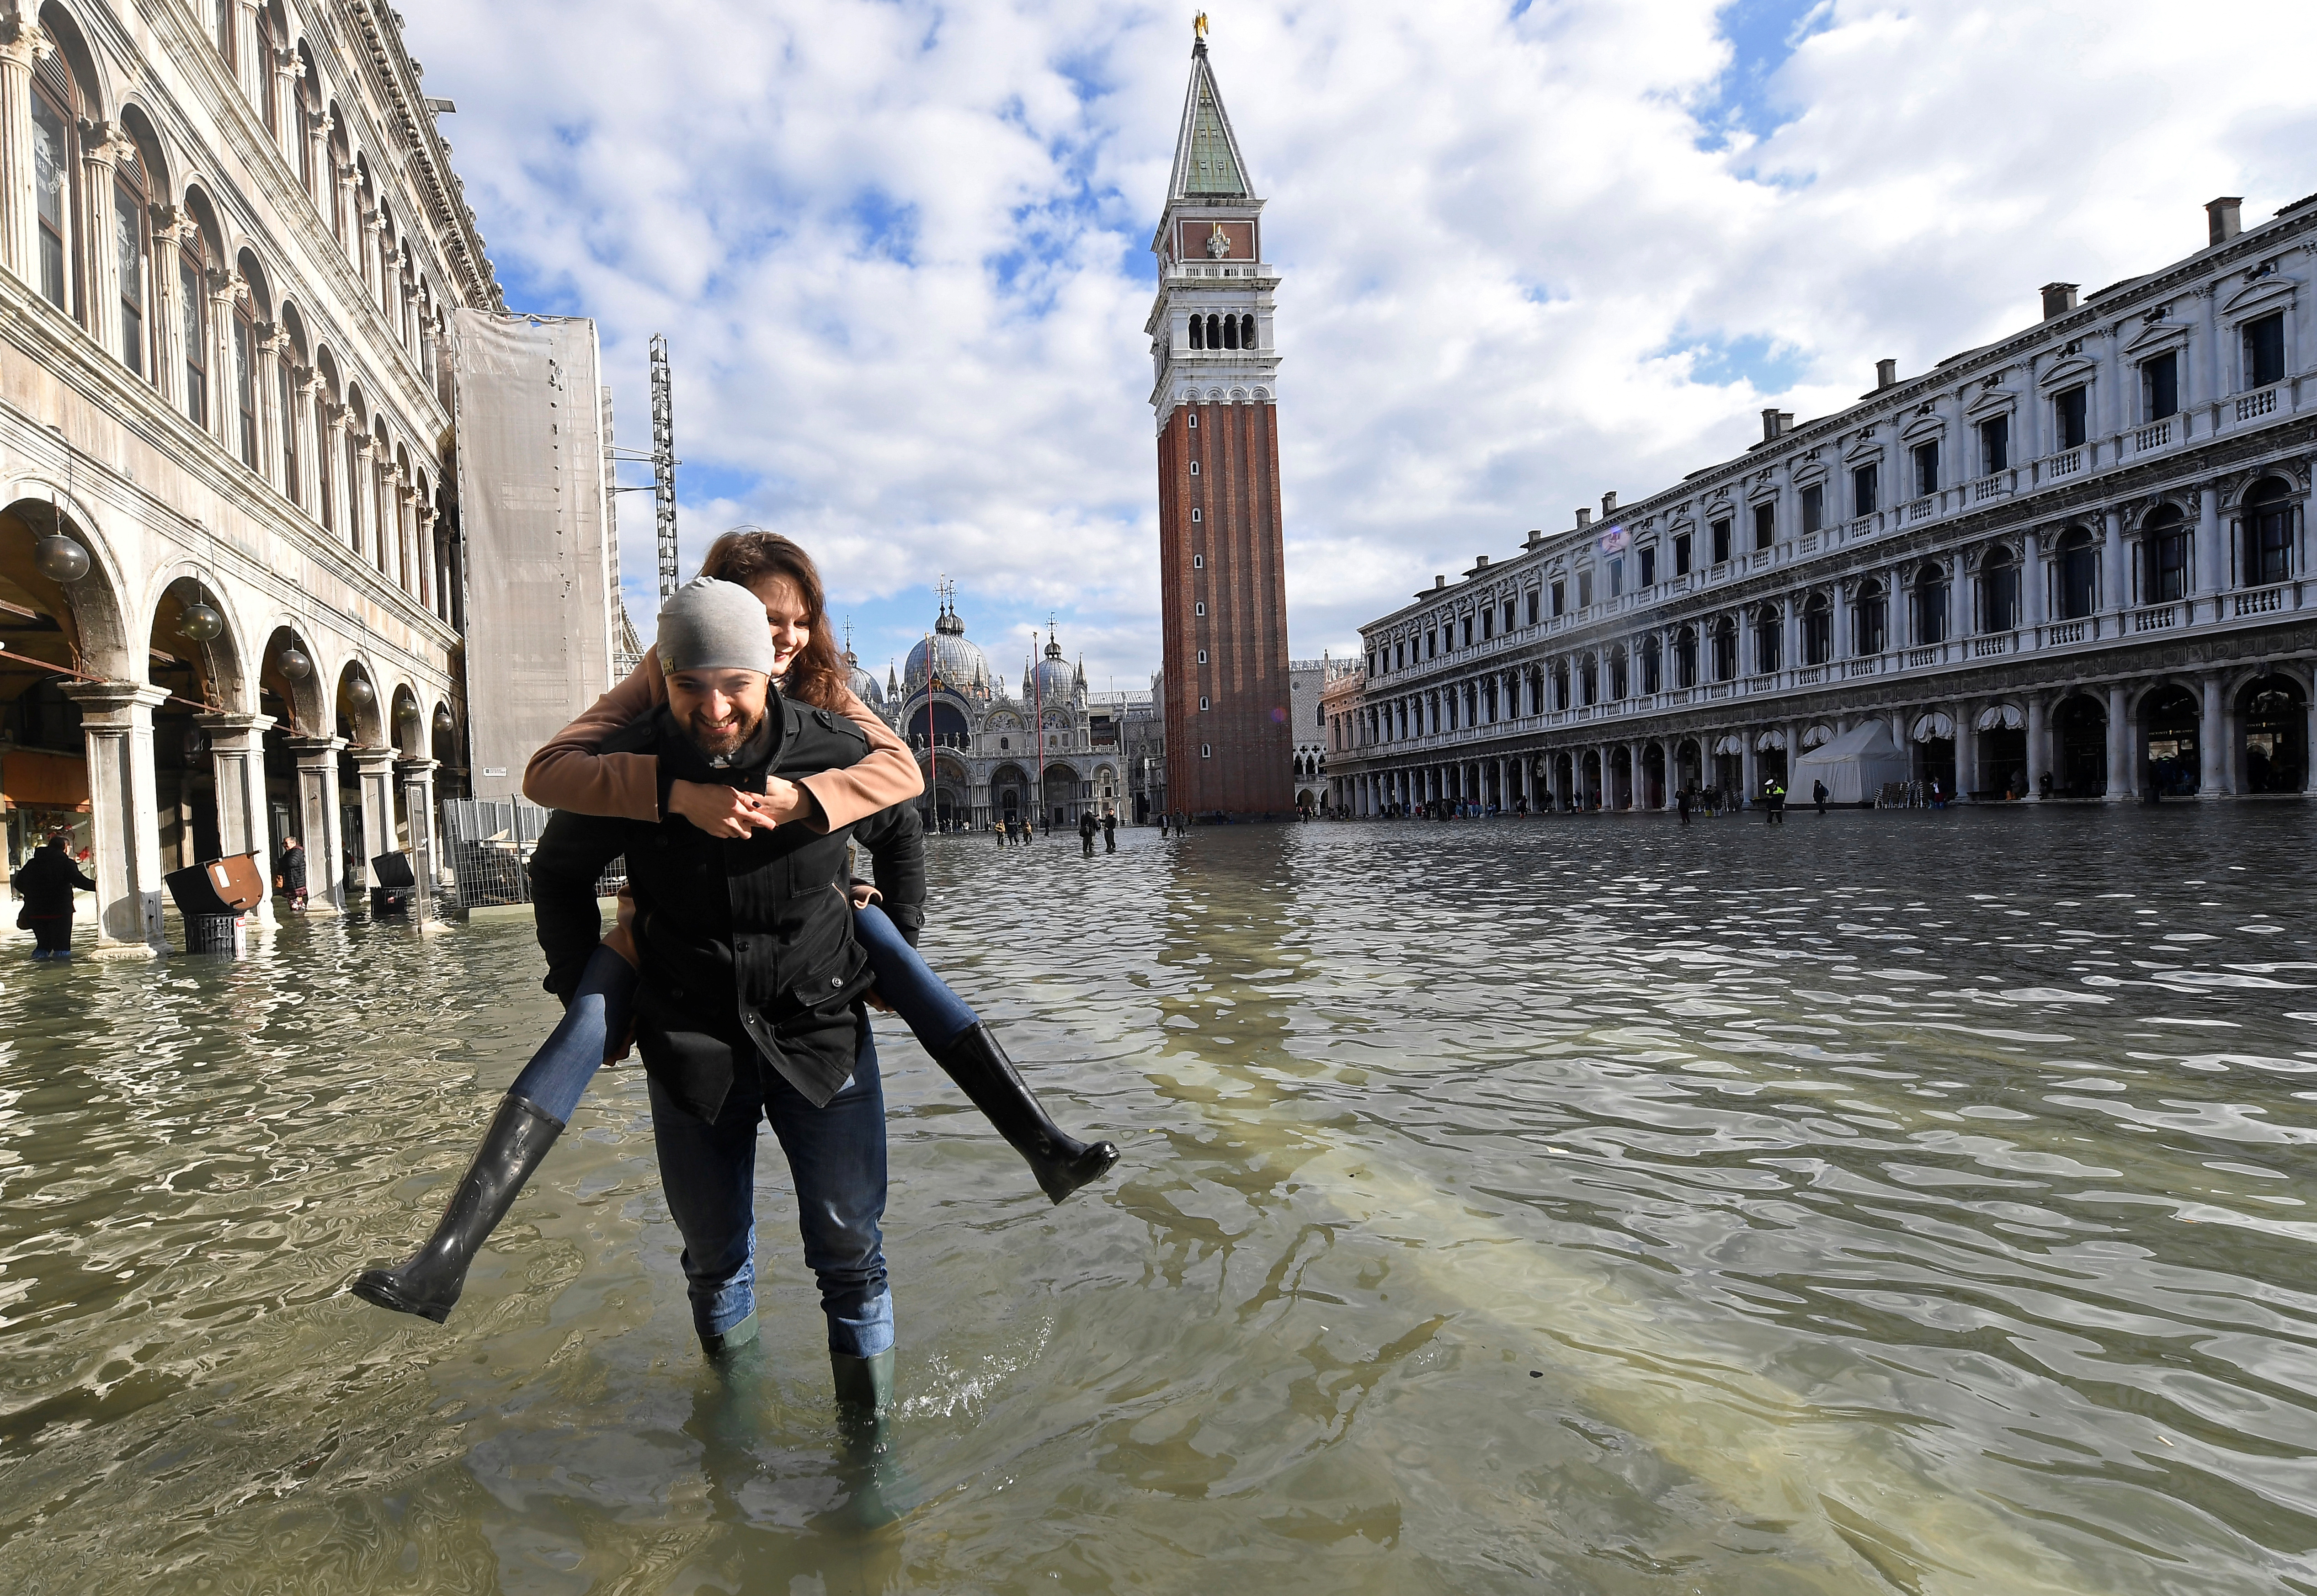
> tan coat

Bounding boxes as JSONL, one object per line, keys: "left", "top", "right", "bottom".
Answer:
{"left": 522, "top": 646, "right": 923, "bottom": 825}
{"left": 520, "top": 649, "right": 923, "bottom": 1037}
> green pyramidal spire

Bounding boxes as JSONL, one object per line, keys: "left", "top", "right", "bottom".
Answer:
{"left": 1168, "top": 29, "right": 1252, "bottom": 201}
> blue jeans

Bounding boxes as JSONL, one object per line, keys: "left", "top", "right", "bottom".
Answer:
{"left": 648, "top": 1014, "right": 892, "bottom": 1355}
{"left": 509, "top": 905, "right": 971, "bottom": 1124}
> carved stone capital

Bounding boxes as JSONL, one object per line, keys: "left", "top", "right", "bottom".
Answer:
{"left": 76, "top": 117, "right": 131, "bottom": 168}
{"left": 0, "top": 19, "right": 54, "bottom": 70}
{"left": 149, "top": 204, "right": 197, "bottom": 246}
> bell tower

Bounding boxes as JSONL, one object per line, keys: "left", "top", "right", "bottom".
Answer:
{"left": 1151, "top": 17, "right": 1292, "bottom": 820}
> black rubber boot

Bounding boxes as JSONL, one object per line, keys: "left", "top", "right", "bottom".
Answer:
{"left": 350, "top": 1094, "right": 565, "bottom": 1324}
{"left": 933, "top": 1023, "right": 1119, "bottom": 1204}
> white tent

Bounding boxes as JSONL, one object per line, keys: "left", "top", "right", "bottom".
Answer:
{"left": 1792, "top": 720, "right": 1912, "bottom": 805}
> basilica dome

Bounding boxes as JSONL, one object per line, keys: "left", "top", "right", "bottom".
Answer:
{"left": 846, "top": 653, "right": 883, "bottom": 706}
{"left": 1027, "top": 634, "right": 1081, "bottom": 707}
{"left": 902, "top": 605, "right": 994, "bottom": 702}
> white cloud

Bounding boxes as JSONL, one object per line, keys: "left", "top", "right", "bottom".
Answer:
{"left": 401, "top": 0, "right": 2317, "bottom": 681}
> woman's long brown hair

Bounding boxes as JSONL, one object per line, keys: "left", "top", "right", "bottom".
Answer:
{"left": 697, "top": 528, "right": 848, "bottom": 711}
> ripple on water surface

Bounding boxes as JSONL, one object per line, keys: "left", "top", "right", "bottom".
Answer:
{"left": 0, "top": 806, "right": 2313, "bottom": 1593}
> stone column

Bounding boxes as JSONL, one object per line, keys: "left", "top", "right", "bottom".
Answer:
{"left": 2105, "top": 683, "right": 2132, "bottom": 801}
{"left": 2021, "top": 529, "right": 2045, "bottom": 630}
{"left": 328, "top": 405, "right": 354, "bottom": 547}
{"left": 255, "top": 324, "right": 288, "bottom": 494}
{"left": 2306, "top": 693, "right": 2317, "bottom": 796}
{"left": 60, "top": 681, "right": 168, "bottom": 954}
{"left": 336, "top": 167, "right": 360, "bottom": 266}
{"left": 2102, "top": 510, "right": 2128, "bottom": 613}
{"left": 397, "top": 756, "right": 438, "bottom": 910}
{"left": 362, "top": 209, "right": 385, "bottom": 309}
{"left": 2198, "top": 674, "right": 2226, "bottom": 797}
{"left": 291, "top": 367, "right": 320, "bottom": 517}
{"left": 148, "top": 207, "right": 191, "bottom": 412}
{"left": 285, "top": 736, "right": 346, "bottom": 914}
{"left": 208, "top": 270, "right": 240, "bottom": 451}
{"left": 274, "top": 55, "right": 302, "bottom": 165}
{"left": 2025, "top": 695, "right": 2049, "bottom": 800}
{"left": 2194, "top": 483, "right": 2222, "bottom": 612}
{"left": 1948, "top": 548, "right": 1969, "bottom": 649}
{"left": 350, "top": 746, "right": 397, "bottom": 888}
{"left": 353, "top": 436, "right": 378, "bottom": 566}
{"left": 197, "top": 712, "right": 278, "bottom": 928}
{"left": 1953, "top": 701, "right": 1977, "bottom": 798}
{"left": 78, "top": 118, "right": 128, "bottom": 363}
{"left": 233, "top": 0, "right": 261, "bottom": 102}
{"left": 388, "top": 470, "right": 412, "bottom": 591}
{"left": 0, "top": 20, "right": 49, "bottom": 287}
{"left": 416, "top": 504, "right": 439, "bottom": 616}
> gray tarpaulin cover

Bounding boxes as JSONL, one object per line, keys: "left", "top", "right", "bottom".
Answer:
{"left": 452, "top": 310, "right": 617, "bottom": 801}
{"left": 1792, "top": 720, "right": 1912, "bottom": 805}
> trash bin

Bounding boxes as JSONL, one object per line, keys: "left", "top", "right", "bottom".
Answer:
{"left": 370, "top": 851, "right": 417, "bottom": 916}
{"left": 163, "top": 854, "right": 266, "bottom": 954}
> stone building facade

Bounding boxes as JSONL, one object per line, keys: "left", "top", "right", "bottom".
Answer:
{"left": 0, "top": 0, "right": 495, "bottom": 950}
{"left": 1288, "top": 655, "right": 1354, "bottom": 812}
{"left": 1331, "top": 195, "right": 2317, "bottom": 816}
{"left": 877, "top": 596, "right": 1120, "bottom": 831}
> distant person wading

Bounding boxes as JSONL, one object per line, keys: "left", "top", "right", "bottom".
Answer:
{"left": 13, "top": 835, "right": 95, "bottom": 960}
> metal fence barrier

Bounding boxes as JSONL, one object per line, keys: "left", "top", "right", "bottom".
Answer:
{"left": 438, "top": 798, "right": 625, "bottom": 910}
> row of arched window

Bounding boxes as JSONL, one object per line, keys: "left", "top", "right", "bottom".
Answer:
{"left": 23, "top": 2, "right": 453, "bottom": 621}
{"left": 1188, "top": 313, "right": 1257, "bottom": 351}
{"left": 1358, "top": 478, "right": 2300, "bottom": 691}
{"left": 1352, "top": 480, "right": 2303, "bottom": 741}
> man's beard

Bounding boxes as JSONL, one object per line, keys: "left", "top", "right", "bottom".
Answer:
{"left": 686, "top": 702, "right": 765, "bottom": 760}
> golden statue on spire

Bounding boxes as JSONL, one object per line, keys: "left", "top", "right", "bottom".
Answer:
{"left": 1194, "top": 12, "right": 1208, "bottom": 41}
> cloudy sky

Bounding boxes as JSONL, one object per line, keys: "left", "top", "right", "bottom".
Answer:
{"left": 402, "top": 0, "right": 2317, "bottom": 692}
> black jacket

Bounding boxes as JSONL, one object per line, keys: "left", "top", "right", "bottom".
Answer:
{"left": 13, "top": 848, "right": 96, "bottom": 918}
{"left": 276, "top": 845, "right": 307, "bottom": 890}
{"left": 528, "top": 690, "right": 925, "bottom": 1120}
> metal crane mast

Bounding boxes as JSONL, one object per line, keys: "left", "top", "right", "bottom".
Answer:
{"left": 650, "top": 334, "right": 678, "bottom": 598}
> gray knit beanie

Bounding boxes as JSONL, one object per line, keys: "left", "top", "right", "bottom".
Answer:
{"left": 656, "top": 577, "right": 775, "bottom": 676}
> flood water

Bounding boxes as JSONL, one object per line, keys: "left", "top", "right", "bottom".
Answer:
{"left": 1, "top": 809, "right": 2314, "bottom": 1594}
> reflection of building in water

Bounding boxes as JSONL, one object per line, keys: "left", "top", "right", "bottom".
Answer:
{"left": 881, "top": 591, "right": 1120, "bottom": 830}
{"left": 1332, "top": 194, "right": 2317, "bottom": 814}
{"left": 0, "top": 0, "right": 505, "bottom": 949}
